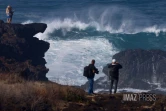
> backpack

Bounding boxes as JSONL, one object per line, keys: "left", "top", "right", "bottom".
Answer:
{"left": 109, "top": 65, "right": 117, "bottom": 76}
{"left": 83, "top": 66, "right": 90, "bottom": 77}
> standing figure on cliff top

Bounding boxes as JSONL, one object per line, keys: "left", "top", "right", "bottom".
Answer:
{"left": 6, "top": 5, "right": 14, "bottom": 23}
{"left": 84, "top": 59, "right": 99, "bottom": 95}
{"left": 108, "top": 59, "right": 122, "bottom": 94}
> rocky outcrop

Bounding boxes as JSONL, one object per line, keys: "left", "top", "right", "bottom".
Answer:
{"left": 0, "top": 20, "right": 49, "bottom": 81}
{"left": 82, "top": 49, "right": 166, "bottom": 92}
{"left": 112, "top": 49, "right": 166, "bottom": 89}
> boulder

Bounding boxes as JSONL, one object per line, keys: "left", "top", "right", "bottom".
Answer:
{"left": 113, "top": 49, "right": 166, "bottom": 89}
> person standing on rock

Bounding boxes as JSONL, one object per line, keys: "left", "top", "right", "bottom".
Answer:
{"left": 108, "top": 59, "right": 122, "bottom": 94}
{"left": 6, "top": 5, "right": 14, "bottom": 23}
{"left": 87, "top": 59, "right": 99, "bottom": 95}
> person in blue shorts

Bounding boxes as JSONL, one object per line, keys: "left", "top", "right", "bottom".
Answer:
{"left": 6, "top": 5, "right": 14, "bottom": 23}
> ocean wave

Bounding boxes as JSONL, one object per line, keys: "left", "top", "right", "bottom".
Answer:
{"left": 143, "top": 26, "right": 166, "bottom": 36}
{"left": 44, "top": 38, "right": 117, "bottom": 86}
{"left": 22, "top": 18, "right": 166, "bottom": 40}
{"left": 22, "top": 5, "right": 166, "bottom": 38}
{"left": 22, "top": 20, "right": 34, "bottom": 24}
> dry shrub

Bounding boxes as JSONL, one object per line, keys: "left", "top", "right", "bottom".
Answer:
{"left": 43, "top": 82, "right": 86, "bottom": 102}
{"left": 60, "top": 86, "right": 86, "bottom": 102}
{"left": 0, "top": 74, "right": 87, "bottom": 111}
{"left": 0, "top": 73, "right": 25, "bottom": 84}
{"left": 0, "top": 81, "right": 52, "bottom": 111}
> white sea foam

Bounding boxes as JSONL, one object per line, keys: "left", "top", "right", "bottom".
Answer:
{"left": 35, "top": 18, "right": 89, "bottom": 40}
{"left": 22, "top": 19, "right": 118, "bottom": 85}
{"left": 23, "top": 18, "right": 166, "bottom": 39}
{"left": 144, "top": 26, "right": 166, "bottom": 36}
{"left": 94, "top": 88, "right": 150, "bottom": 93}
{"left": 44, "top": 38, "right": 117, "bottom": 86}
{"left": 156, "top": 88, "right": 166, "bottom": 92}
{"left": 22, "top": 20, "right": 34, "bottom": 24}
{"left": 22, "top": 18, "right": 166, "bottom": 86}
{"left": 117, "top": 88, "right": 150, "bottom": 93}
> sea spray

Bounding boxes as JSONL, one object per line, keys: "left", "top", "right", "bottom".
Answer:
{"left": 44, "top": 38, "right": 117, "bottom": 85}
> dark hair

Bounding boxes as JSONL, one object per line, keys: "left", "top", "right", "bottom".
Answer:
{"left": 91, "top": 59, "right": 95, "bottom": 64}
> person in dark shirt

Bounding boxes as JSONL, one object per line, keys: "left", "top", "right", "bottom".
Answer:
{"left": 87, "top": 59, "right": 99, "bottom": 95}
{"left": 108, "top": 59, "right": 122, "bottom": 94}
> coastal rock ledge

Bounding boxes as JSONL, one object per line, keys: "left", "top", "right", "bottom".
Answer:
{"left": 82, "top": 49, "right": 166, "bottom": 94}
{"left": 0, "top": 20, "right": 49, "bottom": 81}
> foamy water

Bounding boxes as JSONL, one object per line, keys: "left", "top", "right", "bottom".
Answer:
{"left": 44, "top": 38, "right": 117, "bottom": 85}
{"left": 33, "top": 18, "right": 166, "bottom": 40}
{"left": 23, "top": 18, "right": 166, "bottom": 86}
{"left": 94, "top": 88, "right": 150, "bottom": 93}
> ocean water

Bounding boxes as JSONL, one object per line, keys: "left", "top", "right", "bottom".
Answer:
{"left": 1, "top": 0, "right": 166, "bottom": 89}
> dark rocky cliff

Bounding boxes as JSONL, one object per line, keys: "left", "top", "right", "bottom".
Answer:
{"left": 112, "top": 49, "right": 166, "bottom": 89}
{"left": 0, "top": 20, "right": 49, "bottom": 81}
{"left": 82, "top": 49, "right": 166, "bottom": 93}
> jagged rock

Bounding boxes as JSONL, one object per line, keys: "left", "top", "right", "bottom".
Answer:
{"left": 82, "top": 49, "right": 166, "bottom": 91}
{"left": 113, "top": 49, "right": 166, "bottom": 89}
{"left": 0, "top": 20, "right": 49, "bottom": 81}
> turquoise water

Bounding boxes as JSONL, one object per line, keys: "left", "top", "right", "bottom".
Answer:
{"left": 1, "top": 0, "right": 166, "bottom": 85}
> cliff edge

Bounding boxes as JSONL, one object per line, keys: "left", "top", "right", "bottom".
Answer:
{"left": 0, "top": 20, "right": 49, "bottom": 81}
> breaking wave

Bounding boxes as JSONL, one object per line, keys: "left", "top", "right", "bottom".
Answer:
{"left": 44, "top": 38, "right": 117, "bottom": 85}
{"left": 22, "top": 17, "right": 166, "bottom": 86}
{"left": 33, "top": 18, "right": 166, "bottom": 40}
{"left": 22, "top": 5, "right": 166, "bottom": 86}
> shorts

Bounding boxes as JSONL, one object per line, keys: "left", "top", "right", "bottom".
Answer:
{"left": 7, "top": 14, "right": 12, "bottom": 19}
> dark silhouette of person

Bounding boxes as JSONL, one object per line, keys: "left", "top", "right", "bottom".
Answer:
{"left": 108, "top": 59, "right": 122, "bottom": 94}
{"left": 87, "top": 59, "right": 99, "bottom": 95}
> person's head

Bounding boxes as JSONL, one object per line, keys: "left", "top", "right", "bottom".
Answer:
{"left": 91, "top": 59, "right": 95, "bottom": 65}
{"left": 112, "top": 59, "right": 116, "bottom": 64}
{"left": 7, "top": 5, "right": 11, "bottom": 10}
